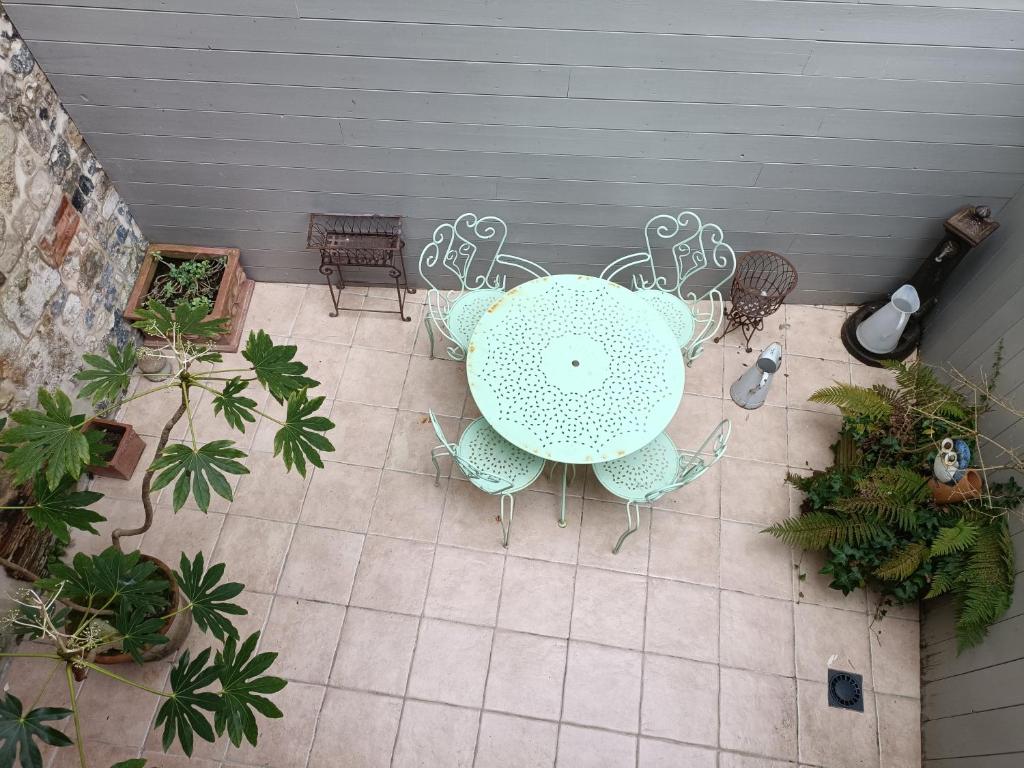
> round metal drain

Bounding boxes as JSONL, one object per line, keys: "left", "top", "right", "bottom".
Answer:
{"left": 827, "top": 670, "right": 864, "bottom": 712}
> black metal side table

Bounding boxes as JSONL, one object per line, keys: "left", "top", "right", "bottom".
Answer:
{"left": 306, "top": 214, "right": 415, "bottom": 321}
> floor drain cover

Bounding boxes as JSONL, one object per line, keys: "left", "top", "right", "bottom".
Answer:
{"left": 827, "top": 669, "right": 864, "bottom": 712}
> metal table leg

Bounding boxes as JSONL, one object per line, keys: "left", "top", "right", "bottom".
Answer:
{"left": 559, "top": 463, "right": 569, "bottom": 528}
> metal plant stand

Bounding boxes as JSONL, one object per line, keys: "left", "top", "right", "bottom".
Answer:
{"left": 714, "top": 250, "right": 798, "bottom": 352}
{"left": 307, "top": 214, "right": 415, "bottom": 321}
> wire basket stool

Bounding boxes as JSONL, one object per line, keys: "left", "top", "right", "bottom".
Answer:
{"left": 714, "top": 250, "right": 797, "bottom": 352}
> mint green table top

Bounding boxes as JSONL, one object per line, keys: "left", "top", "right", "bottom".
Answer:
{"left": 466, "top": 274, "right": 685, "bottom": 465}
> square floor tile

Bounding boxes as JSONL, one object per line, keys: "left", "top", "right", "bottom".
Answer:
{"left": 350, "top": 535, "right": 434, "bottom": 615}
{"left": 407, "top": 618, "right": 493, "bottom": 707}
{"left": 571, "top": 566, "right": 647, "bottom": 650}
{"left": 723, "top": 401, "right": 788, "bottom": 464}
{"left": 485, "top": 630, "right": 567, "bottom": 720}
{"left": 639, "top": 739, "right": 716, "bottom": 768}
{"left": 498, "top": 557, "right": 575, "bottom": 638}
{"left": 797, "top": 680, "right": 879, "bottom": 768}
{"left": 785, "top": 304, "right": 849, "bottom": 361}
{"left": 877, "top": 694, "right": 921, "bottom": 768}
{"left": 720, "top": 590, "right": 794, "bottom": 676}
{"left": 717, "top": 755, "right": 796, "bottom": 768}
{"left": 259, "top": 597, "right": 345, "bottom": 684}
{"left": 401, "top": 355, "right": 468, "bottom": 416}
{"left": 641, "top": 654, "right": 718, "bottom": 746}
{"left": 870, "top": 617, "right": 919, "bottom": 698}
{"left": 655, "top": 460, "right": 721, "bottom": 518}
{"left": 233, "top": 450, "right": 310, "bottom": 523}
{"left": 557, "top": 724, "right": 636, "bottom": 768}
{"left": 300, "top": 461, "right": 381, "bottom": 532}
{"left": 292, "top": 287, "right": 362, "bottom": 345}
{"left": 386, "top": 410, "right": 458, "bottom": 476}
{"left": 563, "top": 641, "right": 642, "bottom": 733}
{"left": 795, "top": 602, "right": 872, "bottom": 687}
{"left": 291, "top": 337, "right": 350, "bottom": 401}
{"left": 370, "top": 469, "right": 448, "bottom": 542}
{"left": 578, "top": 498, "right": 650, "bottom": 574}
{"left": 307, "top": 688, "right": 402, "bottom": 768}
{"left": 649, "top": 510, "right": 720, "bottom": 585}
{"left": 720, "top": 520, "right": 792, "bottom": 600}
{"left": 438, "top": 480, "right": 507, "bottom": 554}
{"left": 424, "top": 545, "right": 504, "bottom": 626}
{"left": 277, "top": 525, "right": 363, "bottom": 604}
{"left": 338, "top": 346, "right": 410, "bottom": 407}
{"left": 720, "top": 667, "right": 797, "bottom": 760}
{"left": 140, "top": 504, "right": 224, "bottom": 565}
{"left": 392, "top": 700, "right": 479, "bottom": 768}
{"left": 180, "top": 589, "right": 272, "bottom": 661}
{"left": 787, "top": 409, "right": 843, "bottom": 471}
{"left": 506, "top": 491, "right": 582, "bottom": 564}
{"left": 226, "top": 681, "right": 325, "bottom": 766}
{"left": 796, "top": 549, "right": 867, "bottom": 612}
{"left": 328, "top": 401, "right": 397, "bottom": 468}
{"left": 666, "top": 394, "right": 724, "bottom": 453}
{"left": 242, "top": 282, "right": 306, "bottom": 336}
{"left": 645, "top": 578, "right": 718, "bottom": 663}
{"left": 76, "top": 661, "right": 170, "bottom": 747}
{"left": 54, "top": 744, "right": 140, "bottom": 768}
{"left": 720, "top": 458, "right": 791, "bottom": 526}
{"left": 475, "top": 712, "right": 558, "bottom": 768}
{"left": 330, "top": 607, "right": 419, "bottom": 695}
{"left": 353, "top": 297, "right": 421, "bottom": 354}
{"left": 212, "top": 516, "right": 293, "bottom": 593}
{"left": 786, "top": 354, "right": 851, "bottom": 413}
{"left": 684, "top": 341, "right": 725, "bottom": 398}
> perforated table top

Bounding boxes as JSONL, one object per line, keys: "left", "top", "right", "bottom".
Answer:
{"left": 466, "top": 274, "right": 685, "bottom": 465}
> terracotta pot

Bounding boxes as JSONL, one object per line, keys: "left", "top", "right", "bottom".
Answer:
{"left": 93, "top": 555, "right": 193, "bottom": 665}
{"left": 136, "top": 348, "right": 171, "bottom": 381}
{"left": 929, "top": 469, "right": 983, "bottom": 504}
{"left": 85, "top": 418, "right": 146, "bottom": 481}
{"left": 124, "top": 243, "right": 254, "bottom": 352}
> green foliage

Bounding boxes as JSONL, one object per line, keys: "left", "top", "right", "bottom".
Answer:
{"left": 809, "top": 384, "right": 894, "bottom": 420}
{"left": 874, "top": 542, "right": 929, "bottom": 581}
{"left": 146, "top": 254, "right": 225, "bottom": 315}
{"left": 175, "top": 552, "right": 247, "bottom": 642}
{"left": 930, "top": 520, "right": 980, "bottom": 557}
{"left": 273, "top": 392, "right": 335, "bottom": 476}
{"left": 835, "top": 467, "right": 930, "bottom": 531}
{"left": 38, "top": 547, "right": 170, "bottom": 618}
{"left": 133, "top": 300, "right": 231, "bottom": 341}
{"left": 148, "top": 441, "right": 249, "bottom": 512}
{"left": 74, "top": 344, "right": 136, "bottom": 406}
{"left": 212, "top": 378, "right": 258, "bottom": 433}
{"left": 113, "top": 604, "right": 169, "bottom": 664}
{"left": 155, "top": 648, "right": 220, "bottom": 756}
{"left": 763, "top": 512, "right": 887, "bottom": 550}
{"left": 0, "top": 693, "right": 72, "bottom": 768}
{"left": 111, "top": 761, "right": 147, "bottom": 768}
{"left": 21, "top": 477, "right": 105, "bottom": 546}
{"left": 243, "top": 331, "right": 318, "bottom": 403}
{"left": 214, "top": 632, "right": 286, "bottom": 749}
{"left": 0, "top": 390, "right": 91, "bottom": 490}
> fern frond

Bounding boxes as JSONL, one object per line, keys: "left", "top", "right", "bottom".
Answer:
{"left": 930, "top": 520, "right": 980, "bottom": 557}
{"left": 925, "top": 570, "right": 957, "bottom": 599}
{"left": 809, "top": 384, "right": 892, "bottom": 419}
{"left": 835, "top": 467, "right": 929, "bottom": 531}
{"left": 763, "top": 512, "right": 885, "bottom": 550}
{"left": 956, "top": 582, "right": 1012, "bottom": 651}
{"left": 874, "top": 542, "right": 929, "bottom": 581}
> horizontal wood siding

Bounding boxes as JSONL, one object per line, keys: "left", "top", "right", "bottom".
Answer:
{"left": 919, "top": 187, "right": 1024, "bottom": 764}
{"left": 6, "top": 0, "right": 1024, "bottom": 302}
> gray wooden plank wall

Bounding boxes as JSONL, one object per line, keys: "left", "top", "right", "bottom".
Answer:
{"left": 919, "top": 185, "right": 1024, "bottom": 766}
{"left": 5, "top": 0, "right": 1024, "bottom": 302}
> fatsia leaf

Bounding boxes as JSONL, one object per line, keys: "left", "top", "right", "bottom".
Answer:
{"left": 133, "top": 300, "right": 231, "bottom": 340}
{"left": 214, "top": 632, "right": 287, "bottom": 748}
{"left": 243, "top": 331, "right": 318, "bottom": 403}
{"left": 148, "top": 441, "right": 249, "bottom": 512}
{"left": 38, "top": 547, "right": 170, "bottom": 617}
{"left": 1, "top": 390, "right": 90, "bottom": 490}
{"left": 0, "top": 693, "right": 72, "bottom": 768}
{"left": 113, "top": 603, "right": 169, "bottom": 664}
{"left": 211, "top": 378, "right": 258, "bottom": 433}
{"left": 175, "top": 552, "right": 247, "bottom": 642}
{"left": 110, "top": 761, "right": 148, "bottom": 768}
{"left": 23, "top": 477, "right": 105, "bottom": 545}
{"left": 74, "top": 344, "right": 136, "bottom": 405}
{"left": 273, "top": 392, "right": 335, "bottom": 476}
{"left": 155, "top": 648, "right": 219, "bottom": 757}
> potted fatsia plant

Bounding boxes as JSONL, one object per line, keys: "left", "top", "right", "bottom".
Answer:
{"left": 765, "top": 353, "right": 1022, "bottom": 651}
{"left": 0, "top": 301, "right": 336, "bottom": 767}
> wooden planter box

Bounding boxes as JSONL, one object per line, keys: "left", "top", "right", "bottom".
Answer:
{"left": 85, "top": 418, "right": 147, "bottom": 481}
{"left": 124, "top": 244, "right": 254, "bottom": 352}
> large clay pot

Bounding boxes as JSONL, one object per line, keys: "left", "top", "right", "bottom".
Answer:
{"left": 929, "top": 469, "right": 983, "bottom": 505}
{"left": 93, "top": 555, "right": 193, "bottom": 665}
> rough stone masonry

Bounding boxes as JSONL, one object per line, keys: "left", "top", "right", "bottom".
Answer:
{"left": 0, "top": 9, "right": 147, "bottom": 417}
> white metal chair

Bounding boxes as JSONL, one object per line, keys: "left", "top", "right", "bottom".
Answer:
{"left": 419, "top": 213, "right": 549, "bottom": 360}
{"left": 600, "top": 212, "right": 736, "bottom": 366}
{"left": 429, "top": 410, "right": 545, "bottom": 547}
{"left": 592, "top": 420, "right": 731, "bottom": 553}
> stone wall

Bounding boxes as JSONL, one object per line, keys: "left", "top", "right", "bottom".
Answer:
{"left": 0, "top": 9, "right": 147, "bottom": 417}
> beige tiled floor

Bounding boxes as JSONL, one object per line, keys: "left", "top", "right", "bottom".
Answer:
{"left": 5, "top": 286, "right": 921, "bottom": 768}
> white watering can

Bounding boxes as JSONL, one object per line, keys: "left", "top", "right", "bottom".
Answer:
{"left": 856, "top": 284, "right": 920, "bottom": 355}
{"left": 730, "top": 343, "right": 783, "bottom": 410}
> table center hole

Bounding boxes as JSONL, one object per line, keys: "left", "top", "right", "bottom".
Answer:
{"left": 571, "top": 360, "right": 580, "bottom": 367}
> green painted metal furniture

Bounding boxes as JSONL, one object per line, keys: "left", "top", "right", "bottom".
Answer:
{"left": 419, "top": 213, "right": 549, "bottom": 360}
{"left": 600, "top": 212, "right": 736, "bottom": 366}
{"left": 592, "top": 419, "right": 731, "bottom": 553}
{"left": 428, "top": 410, "right": 545, "bottom": 547}
{"left": 466, "top": 274, "right": 685, "bottom": 525}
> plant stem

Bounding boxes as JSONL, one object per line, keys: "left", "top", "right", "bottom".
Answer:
{"left": 0, "top": 652, "right": 63, "bottom": 661}
{"left": 78, "top": 660, "right": 172, "bottom": 697}
{"left": 191, "top": 382, "right": 285, "bottom": 426}
{"left": 200, "top": 367, "right": 254, "bottom": 376}
{"left": 90, "top": 382, "right": 177, "bottom": 421}
{"left": 111, "top": 394, "right": 187, "bottom": 550}
{"left": 183, "top": 385, "right": 198, "bottom": 450}
{"left": 65, "top": 663, "right": 88, "bottom": 768}
{"left": 28, "top": 659, "right": 63, "bottom": 711}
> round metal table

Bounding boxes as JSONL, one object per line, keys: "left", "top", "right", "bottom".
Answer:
{"left": 467, "top": 274, "right": 685, "bottom": 523}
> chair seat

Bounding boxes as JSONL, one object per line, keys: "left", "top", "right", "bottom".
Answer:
{"left": 593, "top": 432, "right": 680, "bottom": 503}
{"left": 635, "top": 290, "right": 695, "bottom": 348}
{"left": 459, "top": 418, "right": 545, "bottom": 495}
{"left": 447, "top": 289, "right": 506, "bottom": 348}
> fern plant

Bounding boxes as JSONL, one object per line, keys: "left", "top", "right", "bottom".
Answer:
{"left": 765, "top": 354, "right": 1022, "bottom": 651}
